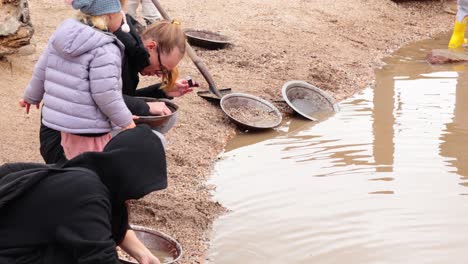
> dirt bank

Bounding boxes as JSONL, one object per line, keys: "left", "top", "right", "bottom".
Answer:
{"left": 0, "top": 0, "right": 453, "bottom": 263}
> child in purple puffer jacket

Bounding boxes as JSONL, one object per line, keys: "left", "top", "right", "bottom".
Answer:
{"left": 20, "top": 0, "right": 135, "bottom": 160}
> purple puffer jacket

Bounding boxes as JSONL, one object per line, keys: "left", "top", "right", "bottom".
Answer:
{"left": 23, "top": 19, "right": 133, "bottom": 134}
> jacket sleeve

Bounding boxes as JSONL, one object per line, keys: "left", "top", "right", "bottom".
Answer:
{"left": 55, "top": 196, "right": 121, "bottom": 264}
{"left": 23, "top": 50, "right": 49, "bottom": 104}
{"left": 123, "top": 95, "right": 150, "bottom": 116}
{"left": 89, "top": 45, "right": 133, "bottom": 128}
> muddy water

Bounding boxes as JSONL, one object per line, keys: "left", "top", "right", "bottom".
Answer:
{"left": 149, "top": 249, "right": 174, "bottom": 263}
{"left": 207, "top": 35, "right": 468, "bottom": 264}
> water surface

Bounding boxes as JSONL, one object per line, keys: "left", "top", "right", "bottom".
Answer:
{"left": 208, "top": 35, "right": 468, "bottom": 264}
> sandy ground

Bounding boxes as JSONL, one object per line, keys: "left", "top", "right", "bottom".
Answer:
{"left": 0, "top": 0, "right": 455, "bottom": 263}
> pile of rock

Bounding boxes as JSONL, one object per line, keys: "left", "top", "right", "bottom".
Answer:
{"left": 0, "top": 0, "right": 34, "bottom": 58}
{"left": 427, "top": 49, "right": 468, "bottom": 64}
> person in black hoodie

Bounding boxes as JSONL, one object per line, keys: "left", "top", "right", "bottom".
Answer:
{"left": 0, "top": 125, "right": 166, "bottom": 264}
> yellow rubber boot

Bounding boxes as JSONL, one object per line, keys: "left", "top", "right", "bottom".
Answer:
{"left": 449, "top": 20, "right": 467, "bottom": 49}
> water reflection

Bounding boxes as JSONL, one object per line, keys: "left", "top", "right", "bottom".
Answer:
{"left": 372, "top": 63, "right": 395, "bottom": 173}
{"left": 224, "top": 117, "right": 317, "bottom": 152}
{"left": 209, "top": 34, "right": 468, "bottom": 264}
{"left": 440, "top": 65, "right": 468, "bottom": 184}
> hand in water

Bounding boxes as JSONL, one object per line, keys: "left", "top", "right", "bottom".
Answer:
{"left": 138, "top": 254, "right": 161, "bottom": 264}
{"left": 147, "top": 102, "right": 172, "bottom": 116}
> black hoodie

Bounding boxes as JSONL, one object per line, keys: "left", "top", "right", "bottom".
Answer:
{"left": 0, "top": 125, "right": 167, "bottom": 264}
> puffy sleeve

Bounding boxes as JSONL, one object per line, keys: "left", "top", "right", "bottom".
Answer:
{"left": 55, "top": 195, "right": 121, "bottom": 264}
{"left": 23, "top": 49, "right": 49, "bottom": 104}
{"left": 89, "top": 44, "right": 133, "bottom": 128}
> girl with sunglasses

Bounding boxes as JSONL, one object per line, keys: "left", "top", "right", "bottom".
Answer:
{"left": 115, "top": 18, "right": 196, "bottom": 117}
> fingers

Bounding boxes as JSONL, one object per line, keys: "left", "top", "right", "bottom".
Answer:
{"left": 148, "top": 102, "right": 171, "bottom": 115}
{"left": 179, "top": 88, "right": 192, "bottom": 96}
{"left": 181, "top": 77, "right": 200, "bottom": 88}
{"left": 124, "top": 121, "right": 136, "bottom": 130}
{"left": 19, "top": 99, "right": 40, "bottom": 114}
{"left": 189, "top": 80, "right": 200, "bottom": 87}
{"left": 132, "top": 115, "right": 140, "bottom": 120}
{"left": 179, "top": 82, "right": 189, "bottom": 90}
{"left": 162, "top": 105, "right": 172, "bottom": 115}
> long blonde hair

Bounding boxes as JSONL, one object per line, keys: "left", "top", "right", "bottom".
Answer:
{"left": 141, "top": 20, "right": 186, "bottom": 91}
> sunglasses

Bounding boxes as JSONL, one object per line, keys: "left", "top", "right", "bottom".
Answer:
{"left": 156, "top": 45, "right": 171, "bottom": 77}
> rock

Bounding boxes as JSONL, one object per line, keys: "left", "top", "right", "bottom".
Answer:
{"left": 16, "top": 39, "right": 35, "bottom": 56}
{"left": 0, "top": 17, "right": 22, "bottom": 36}
{"left": 0, "top": 0, "right": 34, "bottom": 58}
{"left": 426, "top": 49, "right": 468, "bottom": 64}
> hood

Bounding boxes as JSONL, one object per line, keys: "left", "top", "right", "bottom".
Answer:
{"left": 51, "top": 18, "right": 121, "bottom": 57}
{"left": 63, "top": 124, "right": 167, "bottom": 204}
{"left": 0, "top": 163, "right": 51, "bottom": 210}
{"left": 114, "top": 14, "right": 150, "bottom": 71}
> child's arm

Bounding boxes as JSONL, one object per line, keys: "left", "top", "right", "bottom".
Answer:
{"left": 89, "top": 46, "right": 134, "bottom": 129}
{"left": 23, "top": 50, "right": 49, "bottom": 105}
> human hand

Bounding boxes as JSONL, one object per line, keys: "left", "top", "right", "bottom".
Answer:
{"left": 165, "top": 78, "right": 198, "bottom": 97}
{"left": 120, "top": 229, "right": 161, "bottom": 264}
{"left": 123, "top": 120, "right": 136, "bottom": 130}
{"left": 19, "top": 99, "right": 40, "bottom": 114}
{"left": 138, "top": 253, "right": 161, "bottom": 264}
{"left": 147, "top": 102, "right": 172, "bottom": 116}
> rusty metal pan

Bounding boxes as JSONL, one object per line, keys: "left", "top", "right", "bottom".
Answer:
{"left": 185, "top": 29, "right": 232, "bottom": 50}
{"left": 220, "top": 92, "right": 282, "bottom": 130}
{"left": 281, "top": 80, "right": 339, "bottom": 121}
{"left": 119, "top": 225, "right": 183, "bottom": 264}
{"left": 133, "top": 97, "right": 178, "bottom": 133}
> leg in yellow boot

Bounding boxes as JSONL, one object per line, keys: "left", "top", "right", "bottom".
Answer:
{"left": 449, "top": 19, "right": 467, "bottom": 49}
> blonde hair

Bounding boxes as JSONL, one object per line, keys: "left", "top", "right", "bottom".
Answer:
{"left": 141, "top": 20, "right": 186, "bottom": 91}
{"left": 76, "top": 12, "right": 109, "bottom": 31}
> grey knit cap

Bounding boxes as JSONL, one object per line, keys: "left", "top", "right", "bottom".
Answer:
{"left": 72, "top": 0, "right": 122, "bottom": 16}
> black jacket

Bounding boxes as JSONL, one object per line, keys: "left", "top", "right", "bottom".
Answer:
{"left": 115, "top": 15, "right": 169, "bottom": 116}
{"left": 114, "top": 15, "right": 168, "bottom": 99}
{"left": 0, "top": 125, "right": 167, "bottom": 264}
{"left": 114, "top": 15, "right": 150, "bottom": 97}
